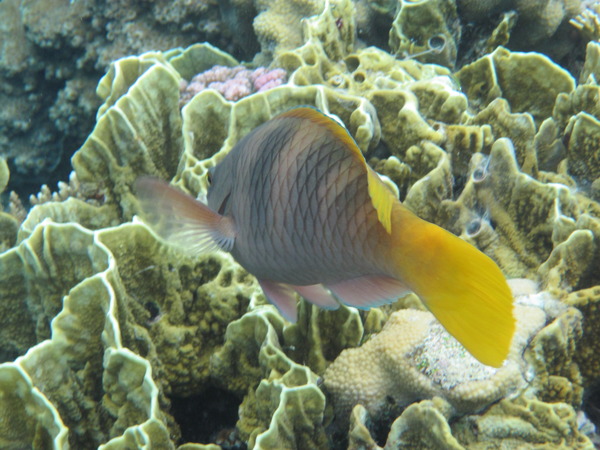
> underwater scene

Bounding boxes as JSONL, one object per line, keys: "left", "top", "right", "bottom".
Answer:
{"left": 1, "top": 0, "right": 600, "bottom": 449}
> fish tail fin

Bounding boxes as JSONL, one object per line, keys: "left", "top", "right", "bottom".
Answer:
{"left": 390, "top": 204, "right": 515, "bottom": 367}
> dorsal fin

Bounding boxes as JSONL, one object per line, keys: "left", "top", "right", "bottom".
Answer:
{"left": 280, "top": 106, "right": 395, "bottom": 234}
{"left": 280, "top": 107, "right": 360, "bottom": 155}
{"left": 366, "top": 168, "right": 395, "bottom": 234}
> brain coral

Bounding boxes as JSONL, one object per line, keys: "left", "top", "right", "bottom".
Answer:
{"left": 339, "top": 301, "right": 592, "bottom": 449}
{"left": 323, "top": 298, "right": 549, "bottom": 427}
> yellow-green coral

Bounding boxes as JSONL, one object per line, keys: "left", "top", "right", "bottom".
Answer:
{"left": 385, "top": 398, "right": 463, "bottom": 449}
{"left": 525, "top": 306, "right": 584, "bottom": 406}
{"left": 0, "top": 365, "right": 68, "bottom": 449}
{"left": 453, "top": 396, "right": 592, "bottom": 448}
{"left": 0, "top": 157, "right": 8, "bottom": 194}
{"left": 539, "top": 229, "right": 597, "bottom": 292}
{"left": 253, "top": 0, "right": 324, "bottom": 58}
{"left": 457, "top": 46, "right": 575, "bottom": 123}
{"left": 344, "top": 386, "right": 593, "bottom": 449}
{"left": 565, "top": 286, "right": 600, "bottom": 384}
{"left": 211, "top": 307, "right": 329, "bottom": 449}
{"left": 389, "top": 0, "right": 460, "bottom": 69}
{"left": 460, "top": 0, "right": 581, "bottom": 49}
{"left": 0, "top": 212, "right": 259, "bottom": 448}
{"left": 1, "top": 0, "right": 600, "bottom": 447}
{"left": 468, "top": 98, "right": 538, "bottom": 175}
{"left": 0, "top": 157, "right": 18, "bottom": 252}
{"left": 570, "top": 3, "right": 600, "bottom": 42}
{"left": 565, "top": 112, "right": 600, "bottom": 183}
{"left": 250, "top": 366, "right": 327, "bottom": 449}
{"left": 72, "top": 60, "right": 183, "bottom": 219}
{"left": 283, "top": 301, "right": 364, "bottom": 376}
{"left": 401, "top": 142, "right": 453, "bottom": 222}
{"left": 436, "top": 138, "right": 595, "bottom": 282}
{"left": 347, "top": 405, "right": 380, "bottom": 450}
{"left": 339, "top": 301, "right": 590, "bottom": 448}
{"left": 0, "top": 222, "right": 174, "bottom": 448}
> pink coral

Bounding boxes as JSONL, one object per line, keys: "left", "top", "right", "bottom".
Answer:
{"left": 251, "top": 67, "right": 287, "bottom": 92}
{"left": 179, "top": 65, "right": 287, "bottom": 105}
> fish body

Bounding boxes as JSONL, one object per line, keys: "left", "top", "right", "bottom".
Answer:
{"left": 212, "top": 109, "right": 389, "bottom": 285}
{"left": 136, "top": 107, "right": 515, "bottom": 367}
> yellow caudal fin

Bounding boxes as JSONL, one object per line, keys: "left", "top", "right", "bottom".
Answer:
{"left": 390, "top": 204, "right": 515, "bottom": 367}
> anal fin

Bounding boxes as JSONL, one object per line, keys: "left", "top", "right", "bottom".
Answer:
{"left": 292, "top": 284, "right": 340, "bottom": 310}
{"left": 327, "top": 275, "right": 409, "bottom": 309}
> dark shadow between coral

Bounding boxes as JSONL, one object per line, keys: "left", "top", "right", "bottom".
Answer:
{"left": 170, "top": 387, "right": 245, "bottom": 449}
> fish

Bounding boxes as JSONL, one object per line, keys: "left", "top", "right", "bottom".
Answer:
{"left": 135, "top": 106, "right": 515, "bottom": 367}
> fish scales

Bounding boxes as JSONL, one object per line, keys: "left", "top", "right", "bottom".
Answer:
{"left": 231, "top": 115, "right": 386, "bottom": 285}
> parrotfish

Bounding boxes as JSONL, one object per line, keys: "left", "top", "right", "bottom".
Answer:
{"left": 136, "top": 107, "right": 515, "bottom": 367}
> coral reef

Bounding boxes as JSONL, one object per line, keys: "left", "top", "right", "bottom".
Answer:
{"left": 0, "top": 0, "right": 223, "bottom": 193}
{"left": 565, "top": 286, "right": 600, "bottom": 384}
{"left": 353, "top": 0, "right": 586, "bottom": 68}
{"left": 343, "top": 304, "right": 592, "bottom": 449}
{"left": 0, "top": 158, "right": 19, "bottom": 252}
{"left": 0, "top": 0, "right": 592, "bottom": 199}
{"left": 571, "top": 1, "right": 600, "bottom": 41}
{"left": 179, "top": 65, "right": 287, "bottom": 104}
{"left": 0, "top": 365, "right": 68, "bottom": 449}
{"left": 458, "top": 0, "right": 583, "bottom": 50}
{"left": 0, "top": 0, "right": 599, "bottom": 449}
{"left": 0, "top": 218, "right": 260, "bottom": 448}
{"left": 213, "top": 308, "right": 329, "bottom": 448}
{"left": 253, "top": 0, "right": 325, "bottom": 60}
{"left": 457, "top": 46, "right": 575, "bottom": 123}
{"left": 0, "top": 222, "right": 175, "bottom": 448}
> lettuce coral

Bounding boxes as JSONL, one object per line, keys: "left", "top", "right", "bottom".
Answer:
{"left": 0, "top": 222, "right": 175, "bottom": 448}
{"left": 389, "top": 0, "right": 460, "bottom": 69}
{"left": 253, "top": 0, "right": 325, "bottom": 58}
{"left": 0, "top": 0, "right": 599, "bottom": 448}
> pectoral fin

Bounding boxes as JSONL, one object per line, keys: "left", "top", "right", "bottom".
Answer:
{"left": 135, "top": 176, "right": 236, "bottom": 254}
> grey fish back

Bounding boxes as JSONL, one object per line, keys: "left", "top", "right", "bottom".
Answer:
{"left": 216, "top": 114, "right": 386, "bottom": 285}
